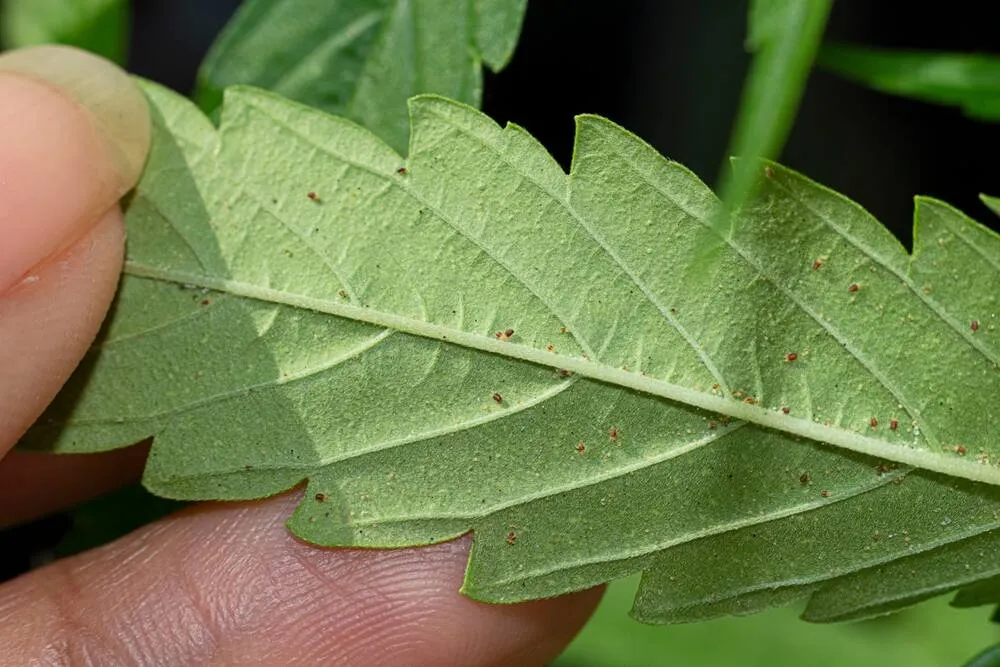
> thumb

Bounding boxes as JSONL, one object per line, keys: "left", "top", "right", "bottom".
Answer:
{"left": 0, "top": 45, "right": 150, "bottom": 453}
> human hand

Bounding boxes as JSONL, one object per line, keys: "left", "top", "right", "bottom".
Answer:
{"left": 0, "top": 45, "right": 602, "bottom": 666}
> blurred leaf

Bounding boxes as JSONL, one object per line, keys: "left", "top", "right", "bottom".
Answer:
{"left": 0, "top": 0, "right": 129, "bottom": 64}
{"left": 554, "top": 577, "right": 1000, "bottom": 667}
{"left": 194, "top": 0, "right": 528, "bottom": 153}
{"left": 716, "top": 0, "right": 832, "bottom": 229}
{"left": 818, "top": 42, "right": 1000, "bottom": 121}
{"left": 20, "top": 80, "right": 1000, "bottom": 624}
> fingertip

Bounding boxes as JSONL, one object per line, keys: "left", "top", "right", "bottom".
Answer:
{"left": 0, "top": 44, "right": 149, "bottom": 294}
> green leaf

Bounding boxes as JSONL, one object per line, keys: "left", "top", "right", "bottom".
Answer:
{"left": 715, "top": 0, "right": 832, "bottom": 227}
{"left": 0, "top": 0, "right": 129, "bottom": 64}
{"left": 193, "top": 0, "right": 527, "bottom": 154}
{"left": 818, "top": 42, "right": 1000, "bottom": 121}
{"left": 22, "top": 81, "right": 1000, "bottom": 624}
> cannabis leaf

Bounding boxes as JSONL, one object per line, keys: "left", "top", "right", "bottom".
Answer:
{"left": 0, "top": 0, "right": 129, "bottom": 63}
{"left": 194, "top": 0, "right": 527, "bottom": 153}
{"left": 818, "top": 42, "right": 1000, "bottom": 121}
{"left": 23, "top": 80, "right": 1000, "bottom": 623}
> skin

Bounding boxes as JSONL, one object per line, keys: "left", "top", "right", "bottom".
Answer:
{"left": 0, "top": 46, "right": 602, "bottom": 666}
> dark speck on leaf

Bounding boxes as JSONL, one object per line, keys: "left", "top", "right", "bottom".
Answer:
{"left": 315, "top": 493, "right": 327, "bottom": 502}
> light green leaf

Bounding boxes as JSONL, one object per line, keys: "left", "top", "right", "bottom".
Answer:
{"left": 715, "top": 0, "right": 832, "bottom": 227}
{"left": 818, "top": 42, "right": 1000, "bottom": 121}
{"left": 22, "top": 81, "right": 1000, "bottom": 623}
{"left": 0, "top": 0, "right": 129, "bottom": 64}
{"left": 194, "top": 0, "right": 527, "bottom": 154}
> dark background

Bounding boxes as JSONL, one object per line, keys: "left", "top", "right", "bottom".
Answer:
{"left": 4, "top": 0, "right": 1000, "bottom": 578}
{"left": 128, "top": 0, "right": 1000, "bottom": 246}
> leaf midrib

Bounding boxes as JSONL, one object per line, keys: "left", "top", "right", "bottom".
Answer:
{"left": 121, "top": 259, "right": 1000, "bottom": 485}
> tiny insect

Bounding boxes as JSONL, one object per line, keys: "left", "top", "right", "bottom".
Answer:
{"left": 889, "top": 418, "right": 899, "bottom": 431}
{"left": 955, "top": 444, "right": 968, "bottom": 456}
{"left": 396, "top": 166, "right": 408, "bottom": 175}
{"left": 764, "top": 165, "right": 775, "bottom": 178}
{"left": 556, "top": 369, "right": 573, "bottom": 378}
{"left": 708, "top": 421, "right": 717, "bottom": 430}
{"left": 812, "top": 258, "right": 823, "bottom": 271}
{"left": 307, "top": 191, "right": 320, "bottom": 201}
{"left": 495, "top": 328, "right": 515, "bottom": 341}
{"left": 506, "top": 530, "right": 517, "bottom": 545}
{"left": 820, "top": 490, "right": 830, "bottom": 498}
{"left": 799, "top": 472, "right": 810, "bottom": 485}
{"left": 546, "top": 344, "right": 555, "bottom": 352}
{"left": 869, "top": 416, "right": 878, "bottom": 429}
{"left": 848, "top": 283, "right": 860, "bottom": 293}
{"left": 492, "top": 392, "right": 503, "bottom": 403}
{"left": 781, "top": 406, "right": 791, "bottom": 415}
{"left": 575, "top": 441, "right": 586, "bottom": 454}
{"left": 315, "top": 493, "right": 327, "bottom": 502}
{"left": 609, "top": 427, "right": 619, "bottom": 443}
{"left": 972, "top": 319, "right": 981, "bottom": 333}
{"left": 786, "top": 352, "right": 798, "bottom": 362}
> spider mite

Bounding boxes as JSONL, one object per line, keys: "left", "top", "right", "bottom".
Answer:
{"left": 848, "top": 283, "right": 860, "bottom": 293}
{"left": 955, "top": 445, "right": 968, "bottom": 456}
{"left": 492, "top": 392, "right": 503, "bottom": 403}
{"left": 820, "top": 490, "right": 830, "bottom": 498}
{"left": 972, "top": 319, "right": 980, "bottom": 333}
{"left": 505, "top": 530, "right": 517, "bottom": 545}
{"left": 576, "top": 441, "right": 586, "bottom": 454}
{"left": 812, "top": 258, "right": 823, "bottom": 271}
{"left": 609, "top": 427, "right": 619, "bottom": 443}
{"left": 396, "top": 166, "right": 408, "bottom": 175}
{"left": 786, "top": 352, "right": 798, "bottom": 362}
{"left": 315, "top": 492, "right": 328, "bottom": 502}
{"left": 799, "top": 472, "right": 810, "bottom": 486}
{"left": 889, "top": 419, "right": 899, "bottom": 431}
{"left": 307, "top": 191, "right": 320, "bottom": 202}
{"left": 781, "top": 406, "right": 791, "bottom": 415}
{"left": 764, "top": 165, "right": 775, "bottom": 178}
{"left": 495, "top": 328, "right": 515, "bottom": 341}
{"left": 869, "top": 417, "right": 878, "bottom": 429}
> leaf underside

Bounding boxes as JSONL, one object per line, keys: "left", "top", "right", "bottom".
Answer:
{"left": 194, "top": 0, "right": 528, "bottom": 154}
{"left": 21, "top": 80, "right": 1000, "bottom": 624}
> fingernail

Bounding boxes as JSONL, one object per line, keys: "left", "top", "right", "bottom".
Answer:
{"left": 0, "top": 45, "right": 150, "bottom": 293}
{"left": 0, "top": 45, "right": 150, "bottom": 194}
